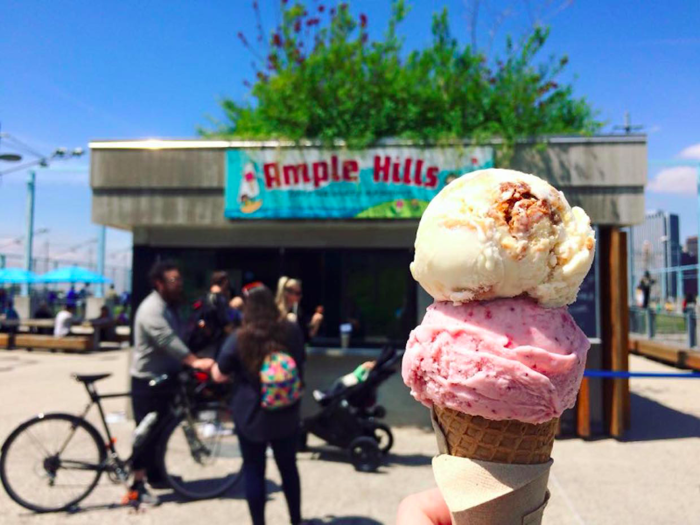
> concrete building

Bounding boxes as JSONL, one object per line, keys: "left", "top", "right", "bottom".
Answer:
{"left": 680, "top": 250, "right": 698, "bottom": 300}
{"left": 629, "top": 210, "right": 681, "bottom": 302}
{"left": 90, "top": 135, "right": 646, "bottom": 341}
{"left": 90, "top": 134, "right": 647, "bottom": 436}
{"left": 682, "top": 236, "right": 698, "bottom": 301}
{"left": 685, "top": 235, "right": 698, "bottom": 259}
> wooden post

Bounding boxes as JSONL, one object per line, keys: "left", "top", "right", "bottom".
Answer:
{"left": 576, "top": 377, "right": 591, "bottom": 438}
{"left": 599, "top": 227, "right": 631, "bottom": 437}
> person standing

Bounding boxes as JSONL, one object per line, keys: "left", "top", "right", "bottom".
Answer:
{"left": 1, "top": 300, "right": 20, "bottom": 334}
{"left": 0, "top": 289, "right": 7, "bottom": 312}
{"left": 105, "top": 284, "right": 119, "bottom": 307}
{"left": 127, "top": 260, "right": 214, "bottom": 506}
{"left": 275, "top": 276, "right": 323, "bottom": 343}
{"left": 66, "top": 286, "right": 78, "bottom": 307}
{"left": 212, "top": 284, "right": 306, "bottom": 525}
{"left": 229, "top": 295, "right": 244, "bottom": 326}
{"left": 206, "top": 271, "right": 237, "bottom": 354}
{"left": 638, "top": 271, "right": 655, "bottom": 309}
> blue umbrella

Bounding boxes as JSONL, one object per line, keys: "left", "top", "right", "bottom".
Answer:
{"left": 37, "top": 266, "right": 112, "bottom": 284}
{"left": 0, "top": 268, "right": 38, "bottom": 284}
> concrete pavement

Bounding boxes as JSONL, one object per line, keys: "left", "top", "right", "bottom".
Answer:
{"left": 0, "top": 349, "right": 698, "bottom": 524}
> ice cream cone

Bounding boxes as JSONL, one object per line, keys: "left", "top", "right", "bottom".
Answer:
{"left": 433, "top": 405, "right": 557, "bottom": 465}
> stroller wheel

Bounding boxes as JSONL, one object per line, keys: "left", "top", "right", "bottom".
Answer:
{"left": 369, "top": 422, "right": 394, "bottom": 455}
{"left": 371, "top": 406, "right": 387, "bottom": 419}
{"left": 348, "top": 437, "right": 381, "bottom": 473}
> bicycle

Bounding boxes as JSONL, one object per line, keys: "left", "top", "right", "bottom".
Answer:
{"left": 0, "top": 369, "right": 243, "bottom": 513}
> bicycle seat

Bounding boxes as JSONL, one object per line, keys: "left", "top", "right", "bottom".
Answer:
{"left": 73, "top": 373, "right": 112, "bottom": 384}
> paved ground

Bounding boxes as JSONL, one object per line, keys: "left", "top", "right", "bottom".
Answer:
{"left": 0, "top": 349, "right": 698, "bottom": 524}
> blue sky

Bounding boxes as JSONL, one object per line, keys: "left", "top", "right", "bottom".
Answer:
{"left": 1, "top": 0, "right": 699, "bottom": 259}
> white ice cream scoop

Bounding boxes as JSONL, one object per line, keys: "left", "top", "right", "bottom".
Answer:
{"left": 410, "top": 168, "right": 595, "bottom": 308}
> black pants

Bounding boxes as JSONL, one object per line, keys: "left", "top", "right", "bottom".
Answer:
{"left": 238, "top": 431, "right": 302, "bottom": 525}
{"left": 130, "top": 376, "right": 176, "bottom": 479}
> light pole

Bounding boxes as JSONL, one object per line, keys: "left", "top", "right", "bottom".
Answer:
{"left": 0, "top": 137, "right": 85, "bottom": 296}
{"left": 23, "top": 171, "right": 36, "bottom": 296}
{"left": 14, "top": 226, "right": 50, "bottom": 296}
{"left": 96, "top": 226, "right": 106, "bottom": 298}
{"left": 0, "top": 153, "right": 22, "bottom": 162}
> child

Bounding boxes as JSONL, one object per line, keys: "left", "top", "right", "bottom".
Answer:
{"left": 313, "top": 361, "right": 376, "bottom": 402}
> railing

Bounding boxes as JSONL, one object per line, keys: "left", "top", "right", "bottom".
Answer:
{"left": 629, "top": 306, "right": 696, "bottom": 348}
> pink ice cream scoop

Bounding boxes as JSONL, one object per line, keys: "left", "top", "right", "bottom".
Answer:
{"left": 402, "top": 297, "right": 590, "bottom": 424}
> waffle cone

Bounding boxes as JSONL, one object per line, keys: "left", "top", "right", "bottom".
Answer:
{"left": 433, "top": 405, "right": 557, "bottom": 464}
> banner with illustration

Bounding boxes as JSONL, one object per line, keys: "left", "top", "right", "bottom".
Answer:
{"left": 224, "top": 146, "right": 494, "bottom": 219}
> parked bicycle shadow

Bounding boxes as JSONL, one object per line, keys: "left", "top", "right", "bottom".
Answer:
{"left": 385, "top": 452, "right": 433, "bottom": 467}
{"left": 158, "top": 478, "right": 283, "bottom": 505}
{"left": 65, "top": 480, "right": 282, "bottom": 514}
{"left": 305, "top": 517, "right": 383, "bottom": 524}
{"left": 302, "top": 447, "right": 432, "bottom": 471}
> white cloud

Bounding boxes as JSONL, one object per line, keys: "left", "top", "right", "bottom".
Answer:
{"left": 680, "top": 143, "right": 700, "bottom": 160}
{"left": 648, "top": 166, "right": 697, "bottom": 194}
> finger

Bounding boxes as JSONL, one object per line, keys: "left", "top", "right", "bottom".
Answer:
{"left": 397, "top": 488, "right": 452, "bottom": 525}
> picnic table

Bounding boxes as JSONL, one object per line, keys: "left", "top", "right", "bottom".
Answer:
{"left": 0, "top": 317, "right": 130, "bottom": 350}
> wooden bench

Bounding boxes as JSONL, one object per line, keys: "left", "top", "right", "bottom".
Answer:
{"left": 13, "top": 334, "right": 94, "bottom": 353}
{"left": 682, "top": 350, "right": 700, "bottom": 372}
{"left": 629, "top": 337, "right": 686, "bottom": 367}
{"left": 0, "top": 333, "right": 13, "bottom": 349}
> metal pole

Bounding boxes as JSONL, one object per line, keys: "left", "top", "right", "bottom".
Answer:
{"left": 697, "top": 166, "right": 700, "bottom": 300}
{"left": 686, "top": 310, "right": 696, "bottom": 348}
{"left": 22, "top": 170, "right": 36, "bottom": 296}
{"left": 696, "top": 166, "right": 700, "bottom": 347}
{"left": 660, "top": 269, "right": 666, "bottom": 304}
{"left": 96, "top": 226, "right": 106, "bottom": 298}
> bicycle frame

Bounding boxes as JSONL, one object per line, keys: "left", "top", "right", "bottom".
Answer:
{"left": 73, "top": 382, "right": 131, "bottom": 460}
{"left": 58, "top": 379, "right": 185, "bottom": 479}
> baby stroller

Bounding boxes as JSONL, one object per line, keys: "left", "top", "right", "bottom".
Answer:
{"left": 299, "top": 346, "right": 401, "bottom": 472}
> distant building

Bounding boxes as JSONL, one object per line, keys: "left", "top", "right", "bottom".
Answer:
{"left": 629, "top": 210, "right": 681, "bottom": 301}
{"left": 680, "top": 250, "right": 698, "bottom": 301}
{"left": 685, "top": 235, "right": 698, "bottom": 259}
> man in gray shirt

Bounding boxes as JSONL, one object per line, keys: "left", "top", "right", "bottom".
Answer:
{"left": 127, "top": 260, "right": 213, "bottom": 506}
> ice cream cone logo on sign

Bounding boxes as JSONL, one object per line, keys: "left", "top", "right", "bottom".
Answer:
{"left": 239, "top": 162, "right": 263, "bottom": 214}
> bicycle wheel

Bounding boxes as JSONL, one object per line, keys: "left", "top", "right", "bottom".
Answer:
{"left": 160, "top": 404, "right": 242, "bottom": 500}
{"left": 0, "top": 413, "right": 106, "bottom": 512}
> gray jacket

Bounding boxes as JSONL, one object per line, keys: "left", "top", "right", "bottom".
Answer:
{"left": 130, "top": 291, "right": 191, "bottom": 379}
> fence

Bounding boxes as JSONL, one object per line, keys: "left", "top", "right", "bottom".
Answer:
{"left": 0, "top": 252, "right": 131, "bottom": 293}
{"left": 629, "top": 306, "right": 696, "bottom": 348}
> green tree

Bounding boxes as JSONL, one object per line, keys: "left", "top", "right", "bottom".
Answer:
{"left": 200, "top": 1, "right": 600, "bottom": 155}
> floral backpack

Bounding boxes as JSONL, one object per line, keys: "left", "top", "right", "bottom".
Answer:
{"left": 259, "top": 351, "right": 303, "bottom": 410}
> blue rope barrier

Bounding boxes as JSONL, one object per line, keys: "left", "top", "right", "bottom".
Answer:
{"left": 584, "top": 370, "right": 700, "bottom": 379}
